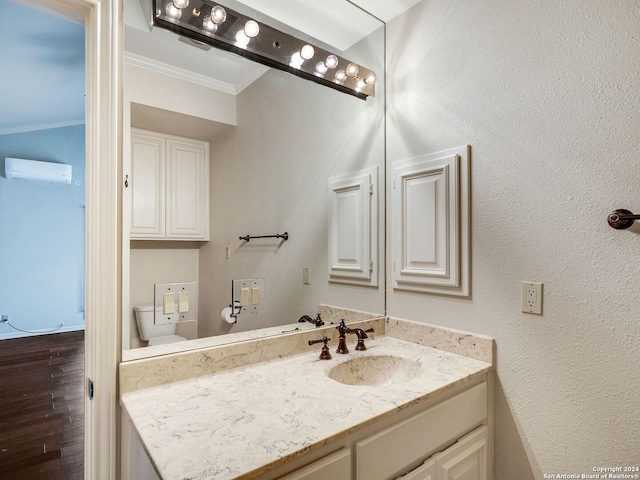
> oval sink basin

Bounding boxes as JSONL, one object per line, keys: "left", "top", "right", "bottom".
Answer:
{"left": 327, "top": 355, "right": 422, "bottom": 386}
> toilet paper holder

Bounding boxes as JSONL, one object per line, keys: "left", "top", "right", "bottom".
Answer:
{"left": 221, "top": 302, "right": 242, "bottom": 324}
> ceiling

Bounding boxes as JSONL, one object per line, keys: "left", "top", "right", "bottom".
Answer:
{"left": 0, "top": 0, "right": 422, "bottom": 135}
{"left": 0, "top": 0, "right": 85, "bottom": 135}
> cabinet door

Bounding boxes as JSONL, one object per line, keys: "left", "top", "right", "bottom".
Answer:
{"left": 166, "top": 138, "right": 209, "bottom": 240}
{"left": 131, "top": 132, "right": 165, "bottom": 238}
{"left": 395, "top": 458, "right": 435, "bottom": 480}
{"left": 279, "top": 448, "right": 351, "bottom": 480}
{"left": 435, "top": 426, "right": 488, "bottom": 480}
{"left": 355, "top": 382, "right": 487, "bottom": 480}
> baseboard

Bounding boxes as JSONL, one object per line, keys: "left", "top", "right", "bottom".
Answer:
{"left": 0, "top": 324, "right": 85, "bottom": 341}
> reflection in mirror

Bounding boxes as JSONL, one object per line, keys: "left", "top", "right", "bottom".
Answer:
{"left": 122, "top": 0, "right": 385, "bottom": 361}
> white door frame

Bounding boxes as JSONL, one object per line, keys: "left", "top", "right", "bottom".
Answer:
{"left": 18, "top": 0, "right": 122, "bottom": 478}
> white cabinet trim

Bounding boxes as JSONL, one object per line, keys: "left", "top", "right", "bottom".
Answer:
{"left": 328, "top": 166, "right": 378, "bottom": 286}
{"left": 391, "top": 146, "right": 470, "bottom": 297}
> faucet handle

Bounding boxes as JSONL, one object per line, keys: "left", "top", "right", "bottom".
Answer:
{"left": 308, "top": 336, "right": 332, "bottom": 360}
{"left": 355, "top": 327, "right": 374, "bottom": 351}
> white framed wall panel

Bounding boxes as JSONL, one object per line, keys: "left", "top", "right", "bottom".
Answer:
{"left": 392, "top": 146, "right": 470, "bottom": 297}
{"left": 328, "top": 166, "right": 378, "bottom": 286}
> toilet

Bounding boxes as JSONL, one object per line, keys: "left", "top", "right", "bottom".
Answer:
{"left": 134, "top": 305, "right": 186, "bottom": 346}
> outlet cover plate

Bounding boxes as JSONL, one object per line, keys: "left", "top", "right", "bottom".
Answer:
{"left": 521, "top": 281, "right": 543, "bottom": 315}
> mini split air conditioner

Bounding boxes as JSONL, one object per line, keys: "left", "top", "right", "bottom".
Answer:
{"left": 4, "top": 157, "right": 72, "bottom": 184}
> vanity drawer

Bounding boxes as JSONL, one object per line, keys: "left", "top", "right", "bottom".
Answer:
{"left": 279, "top": 448, "right": 352, "bottom": 480}
{"left": 355, "top": 382, "right": 487, "bottom": 480}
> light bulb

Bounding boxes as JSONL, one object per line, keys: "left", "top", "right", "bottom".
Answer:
{"left": 300, "top": 44, "right": 315, "bottom": 60}
{"left": 165, "top": 1, "right": 182, "bottom": 19}
{"left": 172, "top": 0, "right": 188, "bottom": 8}
{"left": 290, "top": 52, "right": 304, "bottom": 68}
{"left": 315, "top": 62, "right": 328, "bottom": 75}
{"left": 325, "top": 55, "right": 339, "bottom": 69}
{"left": 203, "top": 15, "right": 218, "bottom": 32}
{"left": 334, "top": 70, "right": 346, "bottom": 82}
{"left": 244, "top": 20, "right": 259, "bottom": 38}
{"left": 346, "top": 63, "right": 359, "bottom": 77}
{"left": 235, "top": 30, "right": 250, "bottom": 47}
{"left": 365, "top": 72, "right": 377, "bottom": 85}
{"left": 211, "top": 5, "right": 227, "bottom": 24}
{"left": 357, "top": 79, "right": 366, "bottom": 90}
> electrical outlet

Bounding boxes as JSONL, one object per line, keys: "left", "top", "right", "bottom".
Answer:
{"left": 1, "top": 314, "right": 9, "bottom": 323}
{"left": 521, "top": 282, "right": 543, "bottom": 315}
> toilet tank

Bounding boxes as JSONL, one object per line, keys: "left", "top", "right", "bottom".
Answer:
{"left": 134, "top": 305, "right": 178, "bottom": 341}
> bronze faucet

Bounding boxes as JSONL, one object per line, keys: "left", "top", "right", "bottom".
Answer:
{"left": 350, "top": 327, "right": 375, "bottom": 351}
{"left": 298, "top": 314, "right": 324, "bottom": 327}
{"left": 308, "top": 336, "right": 332, "bottom": 360}
{"left": 335, "top": 320, "right": 374, "bottom": 353}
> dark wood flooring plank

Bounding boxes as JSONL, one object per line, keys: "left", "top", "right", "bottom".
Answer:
{"left": 0, "top": 331, "right": 84, "bottom": 479}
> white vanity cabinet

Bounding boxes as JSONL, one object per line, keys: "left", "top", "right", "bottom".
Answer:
{"left": 259, "top": 381, "right": 489, "bottom": 480}
{"left": 279, "top": 448, "right": 352, "bottom": 480}
{"left": 396, "top": 458, "right": 436, "bottom": 480}
{"left": 355, "top": 381, "right": 487, "bottom": 480}
{"left": 130, "top": 129, "right": 210, "bottom": 241}
{"left": 120, "top": 333, "right": 493, "bottom": 480}
{"left": 396, "top": 426, "right": 488, "bottom": 480}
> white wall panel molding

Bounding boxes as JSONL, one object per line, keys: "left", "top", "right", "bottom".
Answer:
{"left": 328, "top": 166, "right": 379, "bottom": 286}
{"left": 391, "top": 146, "right": 470, "bottom": 297}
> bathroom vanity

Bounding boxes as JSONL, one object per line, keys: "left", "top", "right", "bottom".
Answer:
{"left": 120, "top": 316, "right": 494, "bottom": 480}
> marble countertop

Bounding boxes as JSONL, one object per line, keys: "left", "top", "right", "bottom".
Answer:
{"left": 121, "top": 335, "right": 492, "bottom": 480}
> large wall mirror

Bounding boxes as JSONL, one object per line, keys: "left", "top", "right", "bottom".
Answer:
{"left": 122, "top": 0, "right": 386, "bottom": 361}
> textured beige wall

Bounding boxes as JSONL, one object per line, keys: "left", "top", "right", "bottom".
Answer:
{"left": 386, "top": 0, "right": 640, "bottom": 477}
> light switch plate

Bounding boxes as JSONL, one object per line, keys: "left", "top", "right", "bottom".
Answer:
{"left": 232, "top": 278, "right": 265, "bottom": 315}
{"left": 154, "top": 282, "right": 198, "bottom": 324}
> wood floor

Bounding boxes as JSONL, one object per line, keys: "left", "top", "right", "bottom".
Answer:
{"left": 0, "top": 331, "right": 84, "bottom": 479}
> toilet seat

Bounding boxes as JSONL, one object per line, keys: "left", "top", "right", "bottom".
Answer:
{"left": 147, "top": 334, "right": 186, "bottom": 346}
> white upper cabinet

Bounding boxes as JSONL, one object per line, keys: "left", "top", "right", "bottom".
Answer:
{"left": 391, "top": 146, "right": 470, "bottom": 297}
{"left": 328, "top": 166, "right": 379, "bottom": 286}
{"left": 130, "top": 132, "right": 165, "bottom": 238}
{"left": 130, "top": 129, "right": 210, "bottom": 241}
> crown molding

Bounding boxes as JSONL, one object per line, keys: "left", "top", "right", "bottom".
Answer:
{"left": 124, "top": 51, "right": 238, "bottom": 95}
{"left": 0, "top": 120, "right": 85, "bottom": 136}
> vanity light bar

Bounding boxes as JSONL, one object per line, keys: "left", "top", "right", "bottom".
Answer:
{"left": 153, "top": 0, "right": 377, "bottom": 99}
